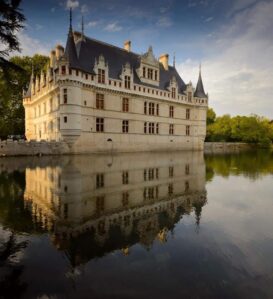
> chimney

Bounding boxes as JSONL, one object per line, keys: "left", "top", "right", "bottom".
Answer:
{"left": 124, "top": 40, "right": 131, "bottom": 52}
{"left": 50, "top": 50, "right": 56, "bottom": 68}
{"left": 55, "top": 44, "right": 64, "bottom": 60}
{"left": 73, "top": 31, "right": 82, "bottom": 43}
{"left": 159, "top": 53, "right": 169, "bottom": 71}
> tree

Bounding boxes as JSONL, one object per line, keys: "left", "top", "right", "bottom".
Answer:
{"left": 0, "top": 0, "right": 25, "bottom": 71}
{"left": 206, "top": 107, "right": 216, "bottom": 125}
{"left": 0, "top": 55, "right": 49, "bottom": 138}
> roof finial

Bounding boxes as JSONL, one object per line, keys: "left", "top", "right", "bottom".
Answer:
{"left": 199, "top": 62, "right": 202, "bottom": 75}
{"left": 173, "top": 52, "right": 176, "bottom": 68}
{"left": 81, "top": 15, "right": 84, "bottom": 36}
{"left": 69, "top": 7, "right": 72, "bottom": 31}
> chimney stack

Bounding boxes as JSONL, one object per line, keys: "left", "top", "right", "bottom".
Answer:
{"left": 50, "top": 50, "right": 56, "bottom": 68}
{"left": 124, "top": 40, "right": 131, "bottom": 52}
{"left": 159, "top": 53, "right": 169, "bottom": 71}
{"left": 55, "top": 44, "right": 64, "bottom": 60}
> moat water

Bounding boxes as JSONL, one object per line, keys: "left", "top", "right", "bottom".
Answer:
{"left": 0, "top": 150, "right": 273, "bottom": 299}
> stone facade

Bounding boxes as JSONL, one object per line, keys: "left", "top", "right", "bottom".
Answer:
{"left": 23, "top": 15, "right": 208, "bottom": 154}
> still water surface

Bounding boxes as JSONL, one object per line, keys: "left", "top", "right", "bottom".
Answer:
{"left": 0, "top": 151, "right": 273, "bottom": 299}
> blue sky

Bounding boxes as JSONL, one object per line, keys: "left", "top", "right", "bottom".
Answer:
{"left": 17, "top": 0, "right": 273, "bottom": 118}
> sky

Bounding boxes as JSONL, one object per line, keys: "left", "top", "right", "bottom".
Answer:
{"left": 16, "top": 0, "right": 273, "bottom": 118}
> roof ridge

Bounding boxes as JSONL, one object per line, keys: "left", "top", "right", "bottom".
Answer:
{"left": 83, "top": 34, "right": 140, "bottom": 57}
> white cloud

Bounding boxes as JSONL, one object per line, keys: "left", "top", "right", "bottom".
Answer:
{"left": 80, "top": 4, "right": 88, "bottom": 14}
{"left": 87, "top": 21, "right": 99, "bottom": 28}
{"left": 104, "top": 22, "right": 122, "bottom": 32}
{"left": 15, "top": 30, "right": 50, "bottom": 56}
{"left": 35, "top": 24, "right": 43, "bottom": 30}
{"left": 178, "top": 1, "right": 273, "bottom": 118}
{"left": 204, "top": 17, "right": 213, "bottom": 22}
{"left": 66, "top": 0, "right": 79, "bottom": 10}
{"left": 156, "top": 16, "right": 172, "bottom": 28}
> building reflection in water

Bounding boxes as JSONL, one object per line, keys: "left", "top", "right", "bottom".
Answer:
{"left": 23, "top": 152, "right": 207, "bottom": 266}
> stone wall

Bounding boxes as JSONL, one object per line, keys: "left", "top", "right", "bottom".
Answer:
{"left": 0, "top": 140, "right": 69, "bottom": 156}
{"left": 204, "top": 142, "right": 254, "bottom": 154}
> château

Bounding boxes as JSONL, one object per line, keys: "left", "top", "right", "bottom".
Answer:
{"left": 23, "top": 11, "right": 208, "bottom": 153}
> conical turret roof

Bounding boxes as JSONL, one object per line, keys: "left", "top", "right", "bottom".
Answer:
{"left": 64, "top": 9, "right": 79, "bottom": 68}
{"left": 194, "top": 66, "right": 207, "bottom": 98}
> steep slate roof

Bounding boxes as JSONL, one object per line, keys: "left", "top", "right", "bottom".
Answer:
{"left": 64, "top": 28, "right": 80, "bottom": 69}
{"left": 71, "top": 34, "right": 187, "bottom": 93}
{"left": 194, "top": 70, "right": 207, "bottom": 98}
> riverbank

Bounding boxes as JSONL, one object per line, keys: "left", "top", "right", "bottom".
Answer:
{"left": 204, "top": 142, "right": 256, "bottom": 154}
{"left": 0, "top": 139, "right": 260, "bottom": 156}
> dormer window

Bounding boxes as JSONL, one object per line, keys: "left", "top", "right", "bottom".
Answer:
{"left": 188, "top": 92, "right": 192, "bottom": 102}
{"left": 125, "top": 75, "right": 131, "bottom": 89}
{"left": 148, "top": 69, "right": 153, "bottom": 79}
{"left": 143, "top": 67, "right": 146, "bottom": 78}
{"left": 171, "top": 87, "right": 176, "bottom": 99}
{"left": 61, "top": 66, "right": 66, "bottom": 75}
{"left": 155, "top": 70, "right": 158, "bottom": 81}
{"left": 98, "top": 69, "right": 105, "bottom": 84}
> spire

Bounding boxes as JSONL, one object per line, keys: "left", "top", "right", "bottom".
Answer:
{"left": 194, "top": 63, "right": 207, "bottom": 98}
{"left": 69, "top": 8, "right": 72, "bottom": 32}
{"left": 64, "top": 8, "right": 79, "bottom": 68}
{"left": 81, "top": 15, "right": 86, "bottom": 41}
{"left": 173, "top": 52, "right": 176, "bottom": 68}
{"left": 81, "top": 15, "right": 84, "bottom": 36}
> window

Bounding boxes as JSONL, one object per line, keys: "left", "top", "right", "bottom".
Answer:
{"left": 168, "top": 183, "right": 173, "bottom": 195}
{"left": 188, "top": 92, "right": 192, "bottom": 102}
{"left": 169, "top": 106, "right": 174, "bottom": 118}
{"left": 185, "top": 164, "right": 190, "bottom": 175}
{"left": 85, "top": 74, "right": 88, "bottom": 80}
{"left": 84, "top": 100, "right": 87, "bottom": 106}
{"left": 64, "top": 116, "right": 67, "bottom": 123}
{"left": 149, "top": 102, "right": 155, "bottom": 115}
{"left": 185, "top": 181, "right": 189, "bottom": 192}
{"left": 171, "top": 87, "right": 176, "bottom": 99}
{"left": 96, "top": 93, "right": 104, "bottom": 109}
{"left": 155, "top": 70, "right": 158, "bottom": 81}
{"left": 149, "top": 122, "right": 155, "bottom": 134}
{"left": 144, "top": 101, "right": 147, "bottom": 114}
{"left": 98, "top": 68, "right": 105, "bottom": 84}
{"left": 49, "top": 98, "right": 53, "bottom": 112}
{"left": 144, "top": 122, "right": 147, "bottom": 134}
{"left": 148, "top": 68, "right": 153, "bottom": 79}
{"left": 169, "top": 166, "right": 174, "bottom": 178}
{"left": 122, "top": 120, "right": 129, "bottom": 133}
{"left": 122, "top": 98, "right": 129, "bottom": 112}
{"left": 63, "top": 88, "right": 67, "bottom": 104}
{"left": 122, "top": 192, "right": 129, "bottom": 206}
{"left": 69, "top": 68, "right": 72, "bottom": 75}
{"left": 76, "top": 70, "right": 79, "bottom": 76}
{"left": 143, "top": 67, "right": 146, "bottom": 78}
{"left": 156, "top": 104, "right": 159, "bottom": 116}
{"left": 96, "top": 196, "right": 104, "bottom": 213}
{"left": 96, "top": 118, "right": 104, "bottom": 132}
{"left": 96, "top": 174, "right": 104, "bottom": 188}
{"left": 125, "top": 75, "right": 131, "bottom": 89}
{"left": 169, "top": 124, "right": 174, "bottom": 135}
{"left": 186, "top": 108, "right": 190, "bottom": 120}
{"left": 186, "top": 125, "right": 190, "bottom": 136}
{"left": 156, "top": 123, "right": 159, "bottom": 134}
{"left": 61, "top": 65, "right": 66, "bottom": 75}
{"left": 122, "top": 171, "right": 129, "bottom": 184}
{"left": 49, "top": 121, "right": 53, "bottom": 132}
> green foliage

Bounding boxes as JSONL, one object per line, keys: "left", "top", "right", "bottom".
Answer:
{"left": 206, "top": 111, "right": 273, "bottom": 147}
{"left": 206, "top": 107, "right": 216, "bottom": 125}
{"left": 0, "top": 0, "right": 25, "bottom": 71}
{"left": 0, "top": 54, "right": 49, "bottom": 138}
